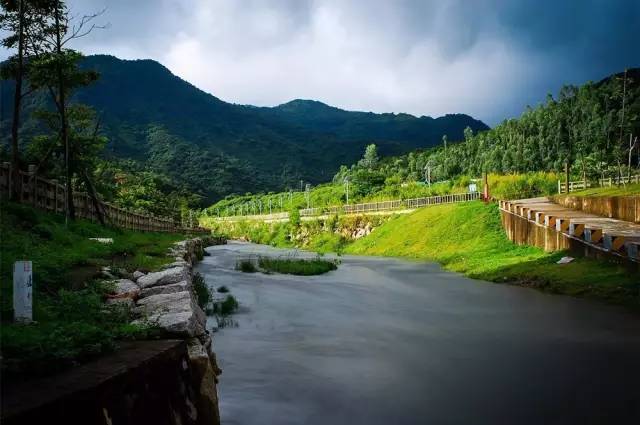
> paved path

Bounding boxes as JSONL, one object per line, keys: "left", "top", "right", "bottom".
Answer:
{"left": 500, "top": 197, "right": 640, "bottom": 259}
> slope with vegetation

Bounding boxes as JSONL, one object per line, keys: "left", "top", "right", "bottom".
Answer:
{"left": 0, "top": 202, "right": 187, "bottom": 378}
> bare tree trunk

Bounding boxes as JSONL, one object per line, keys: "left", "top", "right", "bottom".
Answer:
{"left": 54, "top": 3, "right": 74, "bottom": 221}
{"left": 10, "top": 0, "right": 25, "bottom": 200}
{"left": 565, "top": 162, "right": 570, "bottom": 193}
{"left": 629, "top": 134, "right": 637, "bottom": 180}
{"left": 81, "top": 168, "right": 105, "bottom": 225}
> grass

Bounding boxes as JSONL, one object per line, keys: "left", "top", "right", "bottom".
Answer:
{"left": 258, "top": 257, "right": 338, "bottom": 275}
{"left": 346, "top": 202, "right": 639, "bottom": 308}
{"left": 0, "top": 202, "right": 186, "bottom": 379}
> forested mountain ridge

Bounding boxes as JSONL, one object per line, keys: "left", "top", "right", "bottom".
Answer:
{"left": 0, "top": 54, "right": 488, "bottom": 203}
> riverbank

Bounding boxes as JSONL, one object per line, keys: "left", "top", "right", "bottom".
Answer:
{"left": 206, "top": 202, "right": 638, "bottom": 310}
{"left": 2, "top": 199, "right": 224, "bottom": 424}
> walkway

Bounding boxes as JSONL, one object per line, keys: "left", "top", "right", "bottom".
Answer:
{"left": 499, "top": 197, "right": 640, "bottom": 262}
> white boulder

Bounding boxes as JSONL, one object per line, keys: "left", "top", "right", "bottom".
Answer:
{"left": 136, "top": 266, "right": 190, "bottom": 289}
{"left": 139, "top": 280, "right": 191, "bottom": 298}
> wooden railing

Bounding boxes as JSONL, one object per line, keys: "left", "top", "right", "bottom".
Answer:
{"left": 0, "top": 163, "right": 203, "bottom": 233}
{"left": 300, "top": 192, "right": 481, "bottom": 217}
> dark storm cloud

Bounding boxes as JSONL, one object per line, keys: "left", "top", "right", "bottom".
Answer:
{"left": 3, "top": 0, "right": 638, "bottom": 125}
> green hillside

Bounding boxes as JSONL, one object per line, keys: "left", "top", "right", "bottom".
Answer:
{"left": 0, "top": 55, "right": 488, "bottom": 204}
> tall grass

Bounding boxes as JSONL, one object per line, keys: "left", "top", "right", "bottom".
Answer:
{"left": 258, "top": 257, "right": 338, "bottom": 275}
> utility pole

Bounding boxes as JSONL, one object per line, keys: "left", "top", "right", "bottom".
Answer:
{"left": 344, "top": 177, "right": 350, "bottom": 205}
{"left": 305, "top": 184, "right": 310, "bottom": 209}
{"left": 269, "top": 198, "right": 272, "bottom": 215}
{"left": 424, "top": 162, "right": 432, "bottom": 187}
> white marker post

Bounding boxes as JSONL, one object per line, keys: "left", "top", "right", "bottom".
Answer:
{"left": 13, "top": 261, "right": 33, "bottom": 323}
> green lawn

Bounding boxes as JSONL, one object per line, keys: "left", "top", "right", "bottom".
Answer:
{"left": 346, "top": 202, "right": 638, "bottom": 308}
{"left": 0, "top": 202, "right": 187, "bottom": 378}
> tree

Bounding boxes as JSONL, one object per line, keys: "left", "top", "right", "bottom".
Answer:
{"left": 27, "top": 1, "right": 103, "bottom": 221}
{"left": 360, "top": 144, "right": 379, "bottom": 169}
{"left": 1, "top": 0, "right": 55, "bottom": 199}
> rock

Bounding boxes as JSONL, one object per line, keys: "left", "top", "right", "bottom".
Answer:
{"left": 133, "top": 291, "right": 206, "bottom": 337}
{"left": 161, "top": 260, "right": 189, "bottom": 270}
{"left": 106, "top": 297, "right": 135, "bottom": 310}
{"left": 100, "top": 266, "right": 116, "bottom": 280}
{"left": 557, "top": 256, "right": 574, "bottom": 264}
{"left": 139, "top": 280, "right": 191, "bottom": 298}
{"left": 132, "top": 270, "right": 145, "bottom": 281}
{"left": 136, "top": 266, "right": 190, "bottom": 289}
{"left": 110, "top": 278, "right": 140, "bottom": 299}
{"left": 187, "top": 338, "right": 221, "bottom": 425}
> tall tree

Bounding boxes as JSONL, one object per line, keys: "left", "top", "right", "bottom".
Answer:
{"left": 28, "top": 0, "right": 102, "bottom": 221}
{"left": 0, "top": 0, "right": 53, "bottom": 199}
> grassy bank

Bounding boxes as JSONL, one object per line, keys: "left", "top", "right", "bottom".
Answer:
{"left": 0, "top": 202, "right": 186, "bottom": 378}
{"left": 346, "top": 202, "right": 638, "bottom": 307}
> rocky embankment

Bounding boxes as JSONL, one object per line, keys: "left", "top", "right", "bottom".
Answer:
{"left": 106, "top": 236, "right": 223, "bottom": 425}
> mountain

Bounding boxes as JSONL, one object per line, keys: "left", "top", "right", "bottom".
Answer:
{"left": 1, "top": 54, "right": 489, "bottom": 203}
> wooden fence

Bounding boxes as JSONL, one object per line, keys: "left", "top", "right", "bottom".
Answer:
{"left": 558, "top": 174, "right": 640, "bottom": 193}
{"left": 1, "top": 163, "right": 203, "bottom": 233}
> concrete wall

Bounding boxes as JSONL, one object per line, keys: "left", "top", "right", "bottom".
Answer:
{"left": 552, "top": 195, "right": 640, "bottom": 223}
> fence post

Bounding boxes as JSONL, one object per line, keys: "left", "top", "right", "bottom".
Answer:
{"left": 3, "top": 162, "right": 11, "bottom": 198}
{"left": 28, "top": 165, "right": 37, "bottom": 207}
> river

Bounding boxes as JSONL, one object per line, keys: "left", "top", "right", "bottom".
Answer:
{"left": 196, "top": 241, "right": 640, "bottom": 425}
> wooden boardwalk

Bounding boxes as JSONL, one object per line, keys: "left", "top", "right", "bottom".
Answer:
{"left": 499, "top": 197, "right": 640, "bottom": 262}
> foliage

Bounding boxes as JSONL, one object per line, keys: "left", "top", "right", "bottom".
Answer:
{"left": 257, "top": 257, "right": 338, "bottom": 275}
{"left": 2, "top": 54, "right": 488, "bottom": 204}
{"left": 0, "top": 283, "right": 159, "bottom": 379}
{"left": 213, "top": 295, "right": 239, "bottom": 316}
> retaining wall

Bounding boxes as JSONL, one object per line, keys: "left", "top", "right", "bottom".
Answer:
{"left": 552, "top": 194, "right": 640, "bottom": 224}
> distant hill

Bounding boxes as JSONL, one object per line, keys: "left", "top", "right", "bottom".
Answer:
{"left": 1, "top": 54, "right": 488, "bottom": 202}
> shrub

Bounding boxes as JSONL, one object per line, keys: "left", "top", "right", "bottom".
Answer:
{"left": 217, "top": 285, "right": 230, "bottom": 293}
{"left": 236, "top": 259, "right": 257, "bottom": 273}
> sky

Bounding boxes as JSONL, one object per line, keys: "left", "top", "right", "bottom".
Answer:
{"left": 3, "top": 0, "right": 640, "bottom": 125}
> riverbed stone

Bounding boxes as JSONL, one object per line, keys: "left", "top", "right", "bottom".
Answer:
{"left": 139, "top": 280, "right": 191, "bottom": 298}
{"left": 136, "top": 266, "right": 190, "bottom": 289}
{"left": 110, "top": 278, "right": 140, "bottom": 299}
{"left": 132, "top": 270, "right": 145, "bottom": 281}
{"left": 133, "top": 291, "right": 206, "bottom": 337}
{"left": 161, "top": 260, "right": 189, "bottom": 270}
{"left": 106, "top": 297, "right": 135, "bottom": 310}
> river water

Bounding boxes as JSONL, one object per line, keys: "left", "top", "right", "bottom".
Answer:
{"left": 196, "top": 241, "right": 640, "bottom": 425}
